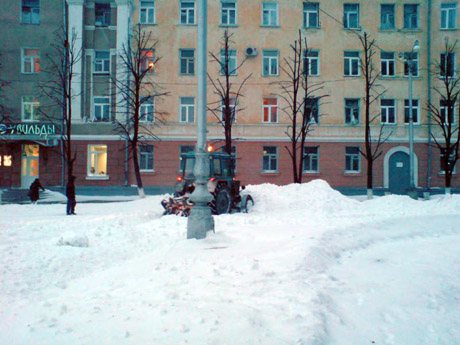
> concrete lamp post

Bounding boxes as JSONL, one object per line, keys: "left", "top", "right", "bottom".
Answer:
{"left": 187, "top": 0, "right": 215, "bottom": 239}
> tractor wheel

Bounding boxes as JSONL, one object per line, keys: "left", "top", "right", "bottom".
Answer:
{"left": 240, "top": 194, "right": 254, "bottom": 213}
{"left": 211, "top": 186, "right": 232, "bottom": 215}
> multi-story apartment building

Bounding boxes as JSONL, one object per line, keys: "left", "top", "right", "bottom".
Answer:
{"left": 1, "top": 0, "right": 459, "bottom": 194}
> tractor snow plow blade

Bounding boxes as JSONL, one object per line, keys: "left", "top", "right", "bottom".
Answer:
{"left": 161, "top": 195, "right": 194, "bottom": 217}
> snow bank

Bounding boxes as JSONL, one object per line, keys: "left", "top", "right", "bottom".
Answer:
{"left": 57, "top": 231, "right": 89, "bottom": 247}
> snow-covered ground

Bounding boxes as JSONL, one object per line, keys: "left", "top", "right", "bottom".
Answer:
{"left": 1, "top": 180, "right": 459, "bottom": 345}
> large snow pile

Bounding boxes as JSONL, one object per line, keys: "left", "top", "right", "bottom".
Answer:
{"left": 1, "top": 180, "right": 459, "bottom": 345}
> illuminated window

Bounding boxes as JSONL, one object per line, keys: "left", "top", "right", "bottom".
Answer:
{"left": 220, "top": 49, "right": 237, "bottom": 75}
{"left": 262, "top": 146, "right": 278, "bottom": 172}
{"left": 221, "top": 1, "right": 237, "bottom": 25}
{"left": 88, "top": 145, "right": 108, "bottom": 176}
{"left": 94, "top": 51, "right": 110, "bottom": 73}
{"left": 139, "top": 145, "right": 154, "bottom": 171}
{"left": 180, "top": 1, "right": 196, "bottom": 25}
{"left": 22, "top": 96, "right": 40, "bottom": 121}
{"left": 262, "top": 2, "right": 278, "bottom": 26}
{"left": 262, "top": 98, "right": 278, "bottom": 123}
{"left": 140, "top": 1, "right": 155, "bottom": 24}
{"left": 262, "top": 50, "right": 279, "bottom": 76}
{"left": 141, "top": 49, "right": 155, "bottom": 74}
{"left": 22, "top": 0, "right": 40, "bottom": 24}
{"left": 22, "top": 48, "right": 40, "bottom": 74}
{"left": 140, "top": 98, "right": 155, "bottom": 122}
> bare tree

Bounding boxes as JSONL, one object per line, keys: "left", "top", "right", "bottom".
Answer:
{"left": 208, "top": 30, "right": 252, "bottom": 155}
{"left": 277, "top": 30, "right": 327, "bottom": 183}
{"left": 113, "top": 27, "right": 168, "bottom": 197}
{"left": 426, "top": 39, "right": 460, "bottom": 194}
{"left": 358, "top": 32, "right": 390, "bottom": 199}
{"left": 39, "top": 28, "right": 82, "bottom": 183}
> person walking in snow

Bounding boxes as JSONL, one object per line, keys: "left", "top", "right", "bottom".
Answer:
{"left": 66, "top": 175, "right": 77, "bottom": 215}
{"left": 28, "top": 179, "right": 45, "bottom": 204}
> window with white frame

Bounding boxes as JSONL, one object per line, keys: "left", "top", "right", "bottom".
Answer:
{"left": 22, "top": 48, "right": 40, "bottom": 74}
{"left": 262, "top": 50, "right": 279, "bottom": 76}
{"left": 180, "top": 49, "right": 195, "bottom": 75}
{"left": 93, "top": 97, "right": 110, "bottom": 122}
{"left": 220, "top": 49, "right": 237, "bottom": 75}
{"left": 139, "top": 145, "right": 154, "bottom": 171}
{"left": 441, "top": 3, "right": 457, "bottom": 29}
{"left": 440, "top": 148, "right": 457, "bottom": 172}
{"left": 94, "top": 51, "right": 110, "bottom": 74}
{"left": 404, "top": 52, "right": 419, "bottom": 77}
{"left": 404, "top": 4, "right": 419, "bottom": 29}
{"left": 440, "top": 99, "right": 456, "bottom": 124}
{"left": 381, "top": 51, "right": 395, "bottom": 76}
{"left": 262, "top": 97, "right": 278, "bottom": 123}
{"left": 95, "top": 3, "right": 111, "bottom": 26}
{"left": 22, "top": 96, "right": 40, "bottom": 121}
{"left": 344, "top": 3, "right": 359, "bottom": 29}
{"left": 180, "top": 145, "right": 195, "bottom": 170}
{"left": 141, "top": 49, "right": 155, "bottom": 74}
{"left": 303, "top": 146, "right": 319, "bottom": 172}
{"left": 305, "top": 97, "right": 319, "bottom": 124}
{"left": 221, "top": 98, "right": 237, "bottom": 123}
{"left": 22, "top": 0, "right": 40, "bottom": 24}
{"left": 262, "top": 2, "right": 278, "bottom": 26}
{"left": 305, "top": 50, "right": 320, "bottom": 76}
{"left": 180, "top": 1, "right": 196, "bottom": 25}
{"left": 221, "top": 1, "right": 237, "bottom": 25}
{"left": 140, "top": 1, "right": 155, "bottom": 24}
{"left": 344, "top": 51, "right": 360, "bottom": 76}
{"left": 140, "top": 98, "right": 155, "bottom": 122}
{"left": 180, "top": 97, "right": 195, "bottom": 122}
{"left": 303, "top": 2, "right": 319, "bottom": 28}
{"left": 404, "top": 99, "right": 420, "bottom": 124}
{"left": 345, "top": 146, "right": 360, "bottom": 172}
{"left": 262, "top": 146, "right": 278, "bottom": 172}
{"left": 88, "top": 145, "right": 108, "bottom": 176}
{"left": 345, "top": 99, "right": 360, "bottom": 124}
{"left": 381, "top": 99, "right": 396, "bottom": 124}
{"left": 441, "top": 52, "right": 456, "bottom": 77}
{"left": 380, "top": 4, "right": 395, "bottom": 29}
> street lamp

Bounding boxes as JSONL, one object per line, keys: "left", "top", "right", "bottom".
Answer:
{"left": 403, "top": 40, "right": 420, "bottom": 197}
{"left": 187, "top": 0, "right": 215, "bottom": 239}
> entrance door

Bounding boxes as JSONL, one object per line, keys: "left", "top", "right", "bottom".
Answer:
{"left": 21, "top": 144, "right": 39, "bottom": 188}
{"left": 389, "top": 151, "right": 410, "bottom": 194}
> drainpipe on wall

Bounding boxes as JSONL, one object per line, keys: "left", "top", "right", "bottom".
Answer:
{"left": 427, "top": 0, "right": 433, "bottom": 191}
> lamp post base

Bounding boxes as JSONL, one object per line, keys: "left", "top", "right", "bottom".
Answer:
{"left": 187, "top": 203, "right": 214, "bottom": 239}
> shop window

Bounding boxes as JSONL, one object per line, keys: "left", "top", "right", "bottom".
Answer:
{"left": 88, "top": 145, "right": 108, "bottom": 177}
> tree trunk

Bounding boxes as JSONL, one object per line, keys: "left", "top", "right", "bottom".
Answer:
{"left": 131, "top": 144, "right": 145, "bottom": 198}
{"left": 367, "top": 157, "right": 373, "bottom": 199}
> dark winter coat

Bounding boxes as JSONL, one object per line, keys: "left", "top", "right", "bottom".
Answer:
{"left": 29, "top": 179, "right": 44, "bottom": 202}
{"left": 66, "top": 181, "right": 76, "bottom": 200}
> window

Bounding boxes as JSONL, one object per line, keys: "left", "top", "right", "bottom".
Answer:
{"left": 180, "top": 97, "right": 195, "bottom": 122}
{"left": 303, "top": 147, "right": 319, "bottom": 172}
{"left": 221, "top": 1, "right": 237, "bottom": 25}
{"left": 441, "top": 52, "right": 456, "bottom": 77}
{"left": 22, "top": 49, "right": 40, "bottom": 74}
{"left": 139, "top": 145, "right": 154, "bottom": 171}
{"left": 344, "top": 3, "right": 359, "bottom": 29}
{"left": 262, "top": 98, "right": 278, "bottom": 123}
{"left": 381, "top": 99, "right": 396, "bottom": 124}
{"left": 180, "top": 145, "right": 195, "bottom": 170}
{"left": 441, "top": 3, "right": 457, "bottom": 29}
{"left": 22, "top": 96, "right": 39, "bottom": 121}
{"left": 95, "top": 3, "right": 111, "bottom": 26}
{"left": 94, "top": 51, "right": 110, "bottom": 74}
{"left": 262, "top": 50, "right": 279, "bottom": 76}
{"left": 305, "top": 97, "right": 319, "bottom": 124}
{"left": 180, "top": 49, "right": 195, "bottom": 75}
{"left": 262, "top": 146, "right": 278, "bottom": 172}
{"left": 140, "top": 1, "right": 155, "bottom": 24}
{"left": 404, "top": 52, "right": 419, "bottom": 77}
{"left": 221, "top": 98, "right": 237, "bottom": 123}
{"left": 0, "top": 155, "right": 12, "bottom": 167}
{"left": 304, "top": 2, "right": 319, "bottom": 28}
{"left": 440, "top": 148, "right": 456, "bottom": 172}
{"left": 262, "top": 2, "right": 278, "bottom": 26}
{"left": 345, "top": 99, "right": 360, "bottom": 124}
{"left": 141, "top": 49, "right": 155, "bottom": 74}
{"left": 220, "top": 49, "right": 237, "bottom": 75}
{"left": 344, "top": 51, "right": 360, "bottom": 76}
{"left": 305, "top": 50, "right": 320, "bottom": 76}
{"left": 440, "top": 99, "right": 456, "bottom": 124}
{"left": 180, "top": 1, "right": 196, "bottom": 25}
{"left": 22, "top": 0, "right": 40, "bottom": 24}
{"left": 88, "top": 145, "right": 107, "bottom": 176}
{"left": 381, "top": 51, "right": 395, "bottom": 77}
{"left": 140, "top": 98, "right": 155, "bottom": 122}
{"left": 380, "top": 4, "right": 395, "bottom": 29}
{"left": 93, "top": 97, "right": 110, "bottom": 122}
{"left": 404, "top": 4, "right": 419, "bottom": 29}
{"left": 404, "top": 99, "right": 420, "bottom": 124}
{"left": 345, "top": 147, "right": 360, "bottom": 172}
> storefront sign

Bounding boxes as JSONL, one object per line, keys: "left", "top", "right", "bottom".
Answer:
{"left": 0, "top": 123, "right": 57, "bottom": 138}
